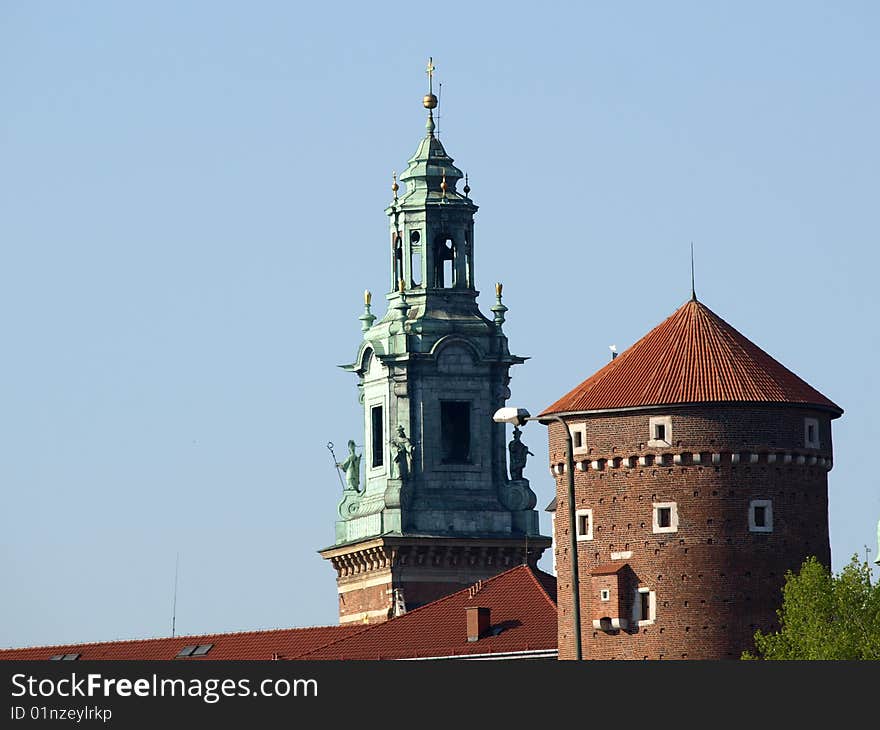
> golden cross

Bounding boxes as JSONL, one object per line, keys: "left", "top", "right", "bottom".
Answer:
{"left": 426, "top": 57, "right": 435, "bottom": 94}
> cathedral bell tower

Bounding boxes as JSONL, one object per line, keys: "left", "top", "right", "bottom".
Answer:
{"left": 319, "top": 61, "right": 550, "bottom": 625}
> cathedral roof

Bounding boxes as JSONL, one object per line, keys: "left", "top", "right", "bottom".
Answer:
{"left": 0, "top": 566, "right": 557, "bottom": 661}
{"left": 541, "top": 298, "right": 842, "bottom": 417}
{"left": 0, "top": 625, "right": 359, "bottom": 661}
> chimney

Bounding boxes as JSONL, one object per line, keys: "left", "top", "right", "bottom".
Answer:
{"left": 466, "top": 606, "right": 491, "bottom": 642}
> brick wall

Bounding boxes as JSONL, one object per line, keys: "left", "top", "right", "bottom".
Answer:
{"left": 548, "top": 405, "right": 836, "bottom": 660}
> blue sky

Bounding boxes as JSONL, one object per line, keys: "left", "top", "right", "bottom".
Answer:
{"left": 1, "top": 1, "right": 877, "bottom": 648}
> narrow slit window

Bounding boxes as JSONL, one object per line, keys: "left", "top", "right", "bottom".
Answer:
{"left": 749, "top": 500, "right": 773, "bottom": 532}
{"left": 443, "top": 257, "right": 454, "bottom": 288}
{"left": 573, "top": 431, "right": 583, "bottom": 449}
{"left": 753, "top": 506, "right": 766, "bottom": 528}
{"left": 657, "top": 507, "right": 671, "bottom": 528}
{"left": 411, "top": 250, "right": 422, "bottom": 287}
{"left": 371, "top": 405, "right": 384, "bottom": 468}
{"left": 578, "top": 513, "right": 590, "bottom": 535}
{"left": 640, "top": 591, "right": 650, "bottom": 621}
{"left": 440, "top": 401, "right": 470, "bottom": 463}
{"left": 575, "top": 509, "right": 593, "bottom": 541}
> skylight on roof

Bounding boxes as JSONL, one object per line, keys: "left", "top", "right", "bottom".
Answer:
{"left": 176, "top": 644, "right": 213, "bottom": 658}
{"left": 49, "top": 653, "right": 80, "bottom": 660}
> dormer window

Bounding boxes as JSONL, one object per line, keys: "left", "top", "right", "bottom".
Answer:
{"left": 648, "top": 416, "right": 672, "bottom": 447}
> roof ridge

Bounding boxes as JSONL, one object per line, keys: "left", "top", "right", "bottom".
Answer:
{"left": 521, "top": 565, "right": 559, "bottom": 611}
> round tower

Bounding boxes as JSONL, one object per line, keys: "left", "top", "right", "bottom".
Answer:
{"left": 542, "top": 298, "right": 843, "bottom": 660}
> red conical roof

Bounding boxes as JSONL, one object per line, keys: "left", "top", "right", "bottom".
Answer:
{"left": 541, "top": 299, "right": 842, "bottom": 416}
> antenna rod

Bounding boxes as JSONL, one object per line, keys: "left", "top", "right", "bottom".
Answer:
{"left": 437, "top": 82, "right": 442, "bottom": 137}
{"left": 690, "top": 242, "right": 696, "bottom": 301}
{"left": 171, "top": 552, "right": 179, "bottom": 637}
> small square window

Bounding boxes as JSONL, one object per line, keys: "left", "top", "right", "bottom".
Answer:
{"left": 576, "top": 509, "right": 593, "bottom": 541}
{"left": 648, "top": 416, "right": 672, "bottom": 447}
{"left": 570, "top": 424, "right": 587, "bottom": 453}
{"left": 749, "top": 500, "right": 773, "bottom": 533}
{"left": 652, "top": 502, "right": 678, "bottom": 534}
{"left": 600, "top": 589, "right": 610, "bottom": 602}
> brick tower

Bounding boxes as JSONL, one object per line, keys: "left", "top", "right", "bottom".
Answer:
{"left": 320, "top": 64, "right": 549, "bottom": 625}
{"left": 541, "top": 295, "right": 843, "bottom": 659}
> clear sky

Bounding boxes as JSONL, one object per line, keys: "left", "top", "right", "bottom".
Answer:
{"left": 1, "top": 1, "right": 877, "bottom": 649}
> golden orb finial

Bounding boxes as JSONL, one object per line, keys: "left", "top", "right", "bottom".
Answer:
{"left": 391, "top": 170, "right": 399, "bottom": 197}
{"left": 440, "top": 169, "right": 448, "bottom": 196}
{"left": 423, "top": 57, "right": 438, "bottom": 109}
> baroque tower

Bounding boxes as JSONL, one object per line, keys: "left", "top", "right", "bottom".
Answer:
{"left": 320, "top": 63, "right": 550, "bottom": 625}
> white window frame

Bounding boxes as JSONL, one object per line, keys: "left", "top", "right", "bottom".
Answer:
{"left": 804, "top": 417, "right": 820, "bottom": 449}
{"left": 599, "top": 588, "right": 610, "bottom": 602}
{"left": 575, "top": 508, "right": 593, "bottom": 541}
{"left": 648, "top": 416, "right": 672, "bottom": 447}
{"left": 634, "top": 587, "right": 656, "bottom": 626}
{"left": 570, "top": 423, "right": 588, "bottom": 454}
{"left": 749, "top": 499, "right": 773, "bottom": 533}
{"left": 652, "top": 501, "right": 678, "bottom": 534}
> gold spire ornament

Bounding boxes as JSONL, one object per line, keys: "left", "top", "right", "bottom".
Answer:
{"left": 496, "top": 282, "right": 503, "bottom": 297}
{"left": 398, "top": 278, "right": 406, "bottom": 295}
{"left": 423, "top": 57, "right": 438, "bottom": 109}
{"left": 440, "top": 169, "right": 448, "bottom": 198}
{"left": 365, "top": 290, "right": 372, "bottom": 306}
{"left": 392, "top": 171, "right": 399, "bottom": 199}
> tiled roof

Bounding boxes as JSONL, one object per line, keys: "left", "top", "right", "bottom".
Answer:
{"left": 0, "top": 566, "right": 557, "bottom": 661}
{"left": 542, "top": 299, "right": 842, "bottom": 416}
{"left": 0, "top": 625, "right": 359, "bottom": 661}
{"left": 296, "top": 565, "right": 558, "bottom": 660}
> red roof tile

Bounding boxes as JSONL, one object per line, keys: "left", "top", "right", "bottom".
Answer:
{"left": 296, "top": 565, "right": 558, "bottom": 660}
{"left": 542, "top": 299, "right": 842, "bottom": 416}
{"left": 0, "top": 625, "right": 359, "bottom": 661}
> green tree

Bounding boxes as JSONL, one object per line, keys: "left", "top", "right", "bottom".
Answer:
{"left": 743, "top": 554, "right": 880, "bottom": 659}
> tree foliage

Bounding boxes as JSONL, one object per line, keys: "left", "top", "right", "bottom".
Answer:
{"left": 743, "top": 555, "right": 880, "bottom": 660}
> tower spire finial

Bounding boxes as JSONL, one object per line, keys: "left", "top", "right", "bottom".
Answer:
{"left": 423, "top": 57, "right": 438, "bottom": 137}
{"left": 690, "top": 242, "right": 697, "bottom": 302}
